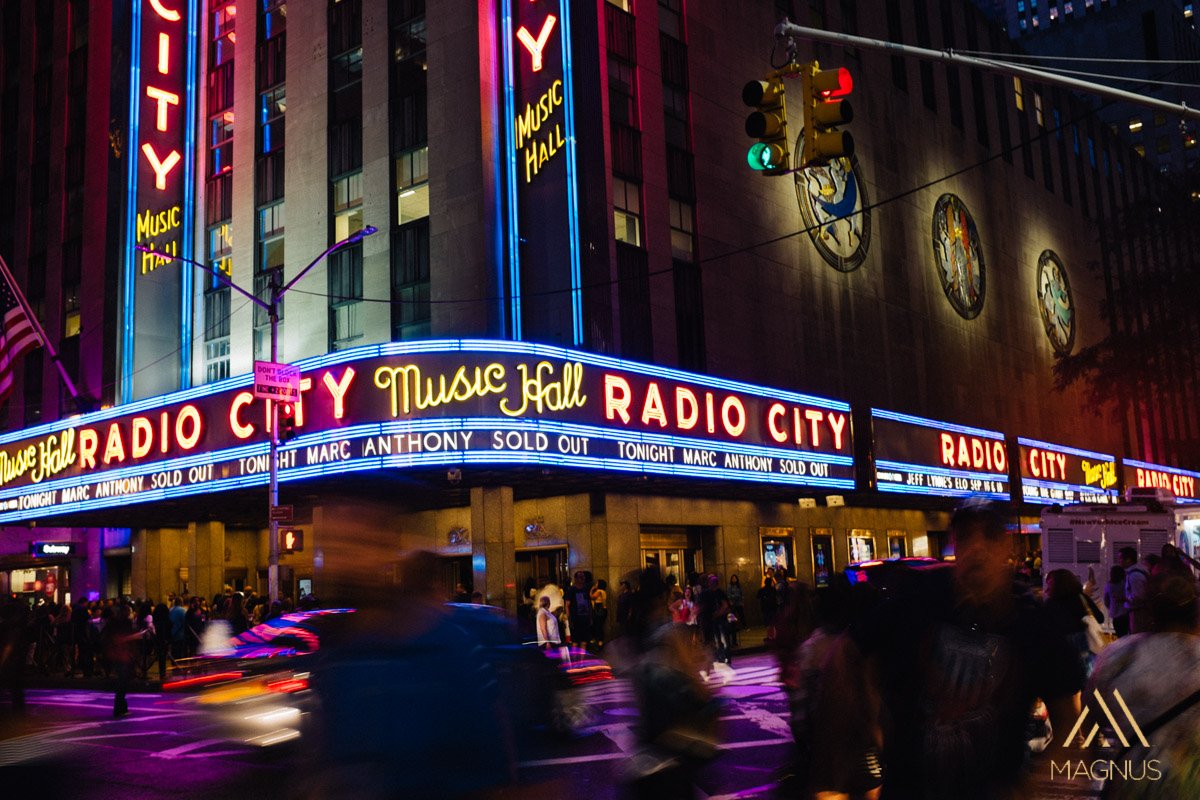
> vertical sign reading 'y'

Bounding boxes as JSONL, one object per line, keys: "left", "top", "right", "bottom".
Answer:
{"left": 500, "top": 0, "right": 583, "bottom": 346}
{"left": 121, "top": 0, "right": 199, "bottom": 402}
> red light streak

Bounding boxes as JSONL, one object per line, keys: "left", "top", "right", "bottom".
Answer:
{"left": 162, "top": 670, "right": 243, "bottom": 691}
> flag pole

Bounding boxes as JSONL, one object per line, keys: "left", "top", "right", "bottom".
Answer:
{"left": 0, "top": 253, "right": 84, "bottom": 407}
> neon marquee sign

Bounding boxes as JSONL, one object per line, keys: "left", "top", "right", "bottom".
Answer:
{"left": 872, "top": 409, "right": 1010, "bottom": 500}
{"left": 501, "top": 0, "right": 582, "bottom": 344}
{"left": 1122, "top": 458, "right": 1200, "bottom": 504}
{"left": 1017, "top": 437, "right": 1118, "bottom": 505}
{"left": 120, "top": 0, "right": 199, "bottom": 401}
{"left": 0, "top": 341, "right": 855, "bottom": 523}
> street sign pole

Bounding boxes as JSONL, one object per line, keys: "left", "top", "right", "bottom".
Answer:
{"left": 268, "top": 276, "right": 281, "bottom": 606}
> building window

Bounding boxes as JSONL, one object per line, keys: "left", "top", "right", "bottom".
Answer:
{"left": 208, "top": 222, "right": 233, "bottom": 288}
{"left": 668, "top": 199, "right": 694, "bottom": 261}
{"left": 258, "top": 202, "right": 285, "bottom": 272}
{"left": 333, "top": 172, "right": 364, "bottom": 240}
{"left": 613, "top": 178, "right": 642, "bottom": 246}
{"left": 211, "top": 1, "right": 236, "bottom": 67}
{"left": 210, "top": 112, "right": 234, "bottom": 175}
{"left": 395, "top": 146, "right": 429, "bottom": 224}
{"left": 658, "top": 0, "right": 683, "bottom": 39}
{"left": 1013, "top": 77, "right": 1024, "bottom": 111}
{"left": 260, "top": 86, "right": 285, "bottom": 154}
{"left": 1034, "top": 92, "right": 1044, "bottom": 127}
{"left": 608, "top": 56, "right": 638, "bottom": 127}
{"left": 332, "top": 48, "right": 364, "bottom": 92}
{"left": 391, "top": 219, "right": 430, "bottom": 340}
{"left": 262, "top": 0, "right": 287, "bottom": 39}
{"left": 606, "top": 0, "right": 632, "bottom": 11}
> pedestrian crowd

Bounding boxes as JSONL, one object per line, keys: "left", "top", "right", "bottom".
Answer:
{"left": 0, "top": 584, "right": 317, "bottom": 716}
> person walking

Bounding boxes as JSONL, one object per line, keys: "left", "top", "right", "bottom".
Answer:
{"left": 616, "top": 580, "right": 634, "bottom": 637}
{"left": 1121, "top": 547, "right": 1152, "bottom": 634}
{"left": 536, "top": 595, "right": 561, "bottom": 650}
{"left": 698, "top": 574, "right": 732, "bottom": 666}
{"left": 152, "top": 602, "right": 172, "bottom": 680}
{"left": 1105, "top": 563, "right": 1128, "bottom": 637}
{"left": 758, "top": 576, "right": 779, "bottom": 639}
{"left": 727, "top": 574, "right": 745, "bottom": 646}
{"left": 840, "top": 502, "right": 1086, "bottom": 799}
{"left": 565, "top": 571, "right": 593, "bottom": 648}
{"left": 104, "top": 600, "right": 138, "bottom": 717}
{"left": 590, "top": 579, "right": 608, "bottom": 647}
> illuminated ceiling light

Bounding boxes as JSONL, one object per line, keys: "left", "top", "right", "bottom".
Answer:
{"left": 1129, "top": 119, "right": 1143, "bottom": 132}
{"left": 400, "top": 189, "right": 416, "bottom": 198}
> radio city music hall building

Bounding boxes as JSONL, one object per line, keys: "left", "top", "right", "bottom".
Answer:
{"left": 0, "top": 0, "right": 1197, "bottom": 612}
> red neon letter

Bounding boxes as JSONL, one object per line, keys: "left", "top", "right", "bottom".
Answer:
{"left": 158, "top": 32, "right": 171, "bottom": 74}
{"left": 766, "top": 403, "right": 788, "bottom": 444}
{"left": 149, "top": 0, "right": 182, "bottom": 22}
{"left": 80, "top": 429, "right": 98, "bottom": 469}
{"left": 141, "top": 144, "right": 181, "bottom": 189}
{"left": 641, "top": 382, "right": 667, "bottom": 427}
{"left": 146, "top": 86, "right": 180, "bottom": 132}
{"left": 176, "top": 404, "right": 202, "bottom": 450}
{"left": 940, "top": 433, "right": 955, "bottom": 466}
{"left": 132, "top": 417, "right": 153, "bottom": 459}
{"left": 103, "top": 424, "right": 127, "bottom": 465}
{"left": 828, "top": 412, "right": 847, "bottom": 450}
{"left": 805, "top": 409, "right": 824, "bottom": 448}
{"left": 322, "top": 368, "right": 355, "bottom": 420}
{"left": 230, "top": 392, "right": 255, "bottom": 439}
{"left": 675, "top": 388, "right": 698, "bottom": 431}
{"left": 722, "top": 397, "right": 747, "bottom": 437}
{"left": 516, "top": 15, "right": 557, "bottom": 72}
{"left": 604, "top": 375, "right": 631, "bottom": 423}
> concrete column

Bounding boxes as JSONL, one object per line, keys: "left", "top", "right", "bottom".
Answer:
{"left": 190, "top": 520, "right": 227, "bottom": 601}
{"left": 470, "top": 486, "right": 515, "bottom": 611}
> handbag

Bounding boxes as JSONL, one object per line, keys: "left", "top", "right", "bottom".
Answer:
{"left": 1082, "top": 612, "right": 1106, "bottom": 654}
{"left": 1080, "top": 594, "right": 1106, "bottom": 654}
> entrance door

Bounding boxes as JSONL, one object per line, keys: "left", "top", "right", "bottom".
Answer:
{"left": 642, "top": 548, "right": 687, "bottom": 583}
{"left": 516, "top": 548, "right": 569, "bottom": 595}
{"left": 440, "top": 556, "right": 473, "bottom": 601}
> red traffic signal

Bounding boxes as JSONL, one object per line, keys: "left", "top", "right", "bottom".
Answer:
{"left": 814, "top": 67, "right": 853, "bottom": 100}
{"left": 801, "top": 63, "right": 855, "bottom": 167}
{"left": 278, "top": 401, "right": 297, "bottom": 442}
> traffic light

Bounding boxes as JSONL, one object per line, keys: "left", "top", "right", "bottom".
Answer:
{"left": 800, "top": 62, "right": 854, "bottom": 167}
{"left": 279, "top": 528, "right": 303, "bottom": 554}
{"left": 742, "top": 77, "right": 790, "bottom": 174}
{"left": 278, "top": 401, "right": 297, "bottom": 442}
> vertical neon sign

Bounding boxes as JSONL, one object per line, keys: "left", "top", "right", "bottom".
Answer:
{"left": 500, "top": 0, "right": 583, "bottom": 346}
{"left": 121, "top": 0, "right": 199, "bottom": 403}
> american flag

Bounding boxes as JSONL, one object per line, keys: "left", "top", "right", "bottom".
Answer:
{"left": 0, "top": 272, "right": 41, "bottom": 402}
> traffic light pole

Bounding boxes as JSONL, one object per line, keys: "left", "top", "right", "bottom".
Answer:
{"left": 136, "top": 224, "right": 378, "bottom": 605}
{"left": 774, "top": 21, "right": 1200, "bottom": 122}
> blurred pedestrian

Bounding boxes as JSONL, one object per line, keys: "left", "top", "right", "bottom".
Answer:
{"left": 623, "top": 568, "right": 720, "bottom": 799}
{"left": 306, "top": 548, "right": 515, "bottom": 797}
{"left": 536, "top": 595, "right": 561, "bottom": 649}
{"left": 1121, "top": 547, "right": 1153, "bottom": 634}
{"left": 758, "top": 576, "right": 778, "bottom": 639}
{"left": 616, "top": 580, "right": 634, "bottom": 636}
{"left": 1087, "top": 572, "right": 1200, "bottom": 799}
{"left": 103, "top": 600, "right": 138, "bottom": 717}
{"left": 1106, "top": 563, "right": 1129, "bottom": 637}
{"left": 697, "top": 574, "right": 732, "bottom": 666}
{"left": 1044, "top": 568, "right": 1105, "bottom": 677}
{"left": 591, "top": 578, "right": 608, "bottom": 647}
{"left": 727, "top": 574, "right": 745, "bottom": 645}
{"left": 565, "top": 571, "right": 593, "bottom": 647}
{"left": 152, "top": 601, "right": 171, "bottom": 680}
{"left": 227, "top": 592, "right": 249, "bottom": 636}
{"left": 0, "top": 593, "right": 29, "bottom": 712}
{"left": 847, "top": 501, "right": 1085, "bottom": 799}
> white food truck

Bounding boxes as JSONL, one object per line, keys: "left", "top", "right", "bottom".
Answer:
{"left": 1039, "top": 489, "right": 1200, "bottom": 595}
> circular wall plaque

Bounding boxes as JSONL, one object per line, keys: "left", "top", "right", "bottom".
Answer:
{"left": 931, "top": 193, "right": 986, "bottom": 319}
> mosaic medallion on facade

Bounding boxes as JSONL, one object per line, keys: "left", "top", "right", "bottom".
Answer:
{"left": 931, "top": 193, "right": 986, "bottom": 319}
{"left": 1036, "top": 249, "right": 1075, "bottom": 355}
{"left": 795, "top": 133, "right": 872, "bottom": 272}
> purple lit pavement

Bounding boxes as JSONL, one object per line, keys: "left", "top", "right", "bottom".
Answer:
{"left": 0, "top": 653, "right": 1099, "bottom": 799}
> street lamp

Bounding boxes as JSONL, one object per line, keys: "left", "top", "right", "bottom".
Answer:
{"left": 136, "top": 224, "right": 378, "bottom": 602}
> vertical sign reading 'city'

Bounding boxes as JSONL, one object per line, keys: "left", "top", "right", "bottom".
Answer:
{"left": 121, "top": 0, "right": 198, "bottom": 402}
{"left": 501, "top": 0, "right": 583, "bottom": 345}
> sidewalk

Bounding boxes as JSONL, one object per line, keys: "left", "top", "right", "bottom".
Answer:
{"left": 732, "top": 625, "right": 774, "bottom": 655}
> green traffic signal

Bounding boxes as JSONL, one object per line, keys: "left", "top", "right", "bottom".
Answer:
{"left": 747, "top": 142, "right": 785, "bottom": 171}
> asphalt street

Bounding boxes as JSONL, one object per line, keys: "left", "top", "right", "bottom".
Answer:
{"left": 0, "top": 653, "right": 1101, "bottom": 799}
